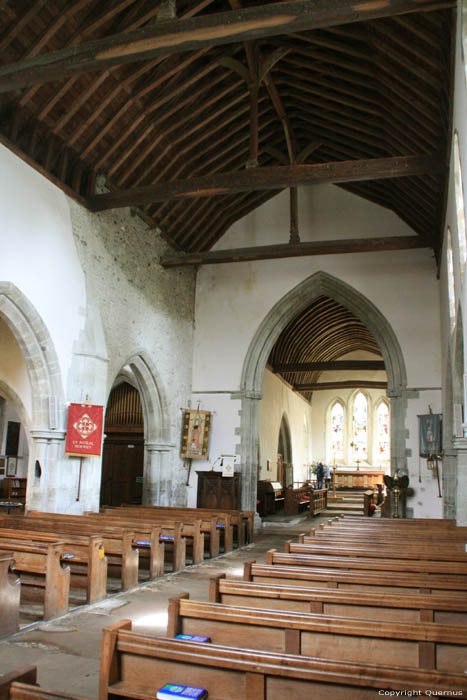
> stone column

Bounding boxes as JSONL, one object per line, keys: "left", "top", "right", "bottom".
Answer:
{"left": 143, "top": 441, "right": 175, "bottom": 506}
{"left": 27, "top": 429, "right": 65, "bottom": 511}
{"left": 453, "top": 437, "right": 467, "bottom": 525}
{"left": 239, "top": 390, "right": 262, "bottom": 530}
{"left": 441, "top": 447, "right": 457, "bottom": 519}
{"left": 389, "top": 392, "right": 408, "bottom": 476}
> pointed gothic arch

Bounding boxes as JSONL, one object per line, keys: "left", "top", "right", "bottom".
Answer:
{"left": 239, "top": 271, "right": 407, "bottom": 512}
{"left": 106, "top": 351, "right": 174, "bottom": 505}
{"left": 0, "top": 283, "right": 65, "bottom": 510}
{"left": 0, "top": 282, "right": 64, "bottom": 427}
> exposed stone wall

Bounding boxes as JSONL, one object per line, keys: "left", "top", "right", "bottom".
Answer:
{"left": 68, "top": 202, "right": 196, "bottom": 508}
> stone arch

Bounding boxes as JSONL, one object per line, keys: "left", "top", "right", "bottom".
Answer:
{"left": 0, "top": 283, "right": 65, "bottom": 510}
{"left": 0, "top": 380, "right": 30, "bottom": 435}
{"left": 0, "top": 282, "right": 64, "bottom": 427}
{"left": 107, "top": 351, "right": 174, "bottom": 505}
{"left": 239, "top": 271, "right": 407, "bottom": 513}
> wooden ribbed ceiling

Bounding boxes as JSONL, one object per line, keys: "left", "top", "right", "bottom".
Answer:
{"left": 0, "top": 1, "right": 455, "bottom": 260}
{"left": 268, "top": 295, "right": 385, "bottom": 399}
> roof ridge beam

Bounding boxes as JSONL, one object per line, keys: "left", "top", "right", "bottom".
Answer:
{"left": 0, "top": 0, "right": 455, "bottom": 93}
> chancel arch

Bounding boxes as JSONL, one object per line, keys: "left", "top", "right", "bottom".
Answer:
{"left": 240, "top": 271, "right": 407, "bottom": 513}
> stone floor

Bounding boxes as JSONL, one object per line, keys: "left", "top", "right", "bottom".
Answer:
{"left": 0, "top": 513, "right": 331, "bottom": 698}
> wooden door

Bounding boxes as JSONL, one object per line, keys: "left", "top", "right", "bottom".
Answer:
{"left": 100, "top": 433, "right": 144, "bottom": 506}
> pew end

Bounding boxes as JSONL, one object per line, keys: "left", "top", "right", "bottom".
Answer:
{"left": 0, "top": 667, "right": 37, "bottom": 699}
{"left": 243, "top": 561, "right": 256, "bottom": 581}
{"left": 209, "top": 573, "right": 226, "bottom": 603}
{"left": 0, "top": 552, "right": 20, "bottom": 638}
{"left": 266, "top": 549, "right": 276, "bottom": 565}
{"left": 167, "top": 592, "right": 190, "bottom": 638}
{"left": 99, "top": 619, "right": 133, "bottom": 700}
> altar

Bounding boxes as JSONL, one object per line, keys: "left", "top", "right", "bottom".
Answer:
{"left": 332, "top": 468, "right": 386, "bottom": 490}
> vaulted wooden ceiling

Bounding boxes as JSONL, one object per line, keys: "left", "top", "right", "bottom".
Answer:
{"left": 268, "top": 296, "right": 386, "bottom": 399}
{"left": 0, "top": 0, "right": 455, "bottom": 261}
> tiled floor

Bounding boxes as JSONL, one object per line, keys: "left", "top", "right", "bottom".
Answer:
{"left": 0, "top": 514, "right": 330, "bottom": 698}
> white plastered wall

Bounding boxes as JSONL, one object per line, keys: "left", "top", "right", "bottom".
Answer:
{"left": 0, "top": 144, "right": 87, "bottom": 384}
{"left": 192, "top": 184, "right": 442, "bottom": 517}
{"left": 258, "top": 368, "right": 313, "bottom": 483}
{"left": 0, "top": 145, "right": 196, "bottom": 513}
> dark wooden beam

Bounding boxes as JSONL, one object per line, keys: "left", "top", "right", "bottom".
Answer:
{"left": 0, "top": 1, "right": 455, "bottom": 92}
{"left": 160, "top": 235, "right": 428, "bottom": 267}
{"left": 88, "top": 154, "right": 442, "bottom": 211}
{"left": 296, "top": 380, "right": 388, "bottom": 391}
{"left": 274, "top": 361, "right": 386, "bottom": 373}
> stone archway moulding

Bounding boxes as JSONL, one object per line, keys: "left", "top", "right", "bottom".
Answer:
{"left": 0, "top": 282, "right": 65, "bottom": 510}
{"left": 107, "top": 351, "right": 174, "bottom": 505}
{"left": 239, "top": 271, "right": 408, "bottom": 513}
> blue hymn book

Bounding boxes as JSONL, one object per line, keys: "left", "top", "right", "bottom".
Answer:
{"left": 156, "top": 684, "right": 208, "bottom": 700}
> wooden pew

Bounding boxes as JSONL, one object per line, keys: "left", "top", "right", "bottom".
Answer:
{"left": 243, "top": 561, "right": 467, "bottom": 595}
{"left": 0, "top": 529, "right": 107, "bottom": 604}
{"left": 209, "top": 574, "right": 467, "bottom": 624}
{"left": 0, "top": 552, "right": 20, "bottom": 638}
{"left": 9, "top": 683, "right": 92, "bottom": 700}
{"left": 100, "top": 507, "right": 224, "bottom": 557}
{"left": 311, "top": 530, "right": 467, "bottom": 550}
{"left": 119, "top": 503, "right": 253, "bottom": 547}
{"left": 25, "top": 512, "right": 200, "bottom": 572}
{"left": 167, "top": 593, "right": 467, "bottom": 671}
{"left": 98, "top": 619, "right": 467, "bottom": 699}
{"left": 95, "top": 509, "right": 209, "bottom": 561}
{"left": 0, "top": 516, "right": 139, "bottom": 591}
{"left": 283, "top": 484, "right": 313, "bottom": 515}
{"left": 0, "top": 667, "right": 93, "bottom": 700}
{"left": 266, "top": 548, "right": 467, "bottom": 577}
{"left": 287, "top": 539, "right": 467, "bottom": 562}
{"left": 0, "top": 540, "right": 70, "bottom": 619}
{"left": 329, "top": 517, "right": 467, "bottom": 534}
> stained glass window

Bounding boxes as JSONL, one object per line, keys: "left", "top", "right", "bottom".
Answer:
{"left": 330, "top": 402, "right": 344, "bottom": 460}
{"left": 376, "top": 401, "right": 390, "bottom": 462}
{"left": 352, "top": 392, "right": 367, "bottom": 461}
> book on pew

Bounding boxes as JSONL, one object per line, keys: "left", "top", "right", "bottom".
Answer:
{"left": 175, "top": 633, "right": 211, "bottom": 643}
{"left": 156, "top": 683, "right": 208, "bottom": 700}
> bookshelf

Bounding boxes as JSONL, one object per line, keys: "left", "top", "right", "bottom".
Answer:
{"left": 2, "top": 477, "right": 27, "bottom": 507}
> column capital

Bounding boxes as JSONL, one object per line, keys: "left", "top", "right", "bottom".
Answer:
{"left": 145, "top": 441, "right": 175, "bottom": 453}
{"left": 234, "top": 389, "right": 263, "bottom": 401}
{"left": 30, "top": 429, "right": 66, "bottom": 441}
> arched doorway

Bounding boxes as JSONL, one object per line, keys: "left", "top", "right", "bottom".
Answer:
{"left": 277, "top": 414, "right": 293, "bottom": 487}
{"left": 240, "top": 271, "right": 407, "bottom": 512}
{"left": 100, "top": 381, "right": 144, "bottom": 506}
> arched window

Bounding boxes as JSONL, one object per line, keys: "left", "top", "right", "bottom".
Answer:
{"left": 376, "top": 401, "right": 390, "bottom": 463}
{"left": 330, "top": 402, "right": 344, "bottom": 461}
{"left": 352, "top": 392, "right": 368, "bottom": 462}
{"left": 447, "top": 227, "right": 456, "bottom": 330}
{"left": 454, "top": 133, "right": 466, "bottom": 278}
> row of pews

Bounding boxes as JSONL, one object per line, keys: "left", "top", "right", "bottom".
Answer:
{"left": 1, "top": 516, "right": 466, "bottom": 698}
{"left": 0, "top": 504, "right": 253, "bottom": 631}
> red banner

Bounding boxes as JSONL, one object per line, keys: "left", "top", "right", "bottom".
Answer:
{"left": 65, "top": 403, "right": 104, "bottom": 457}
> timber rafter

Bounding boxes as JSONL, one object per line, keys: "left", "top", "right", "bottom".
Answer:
{"left": 0, "top": 0, "right": 455, "bottom": 257}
